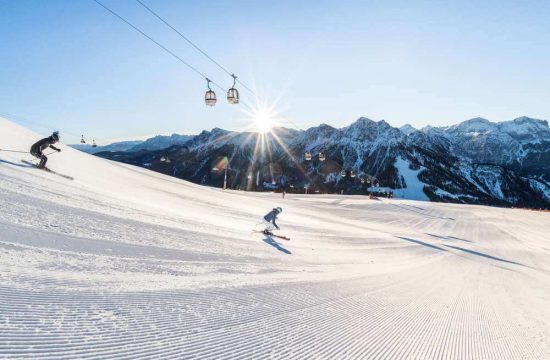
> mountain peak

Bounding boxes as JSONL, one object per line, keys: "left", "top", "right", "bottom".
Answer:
{"left": 509, "top": 116, "right": 548, "bottom": 128}
{"left": 498, "top": 116, "right": 550, "bottom": 137}
{"left": 343, "top": 117, "right": 392, "bottom": 131}
{"left": 451, "top": 117, "right": 494, "bottom": 133}
{"left": 350, "top": 117, "right": 376, "bottom": 127}
{"left": 400, "top": 124, "right": 417, "bottom": 135}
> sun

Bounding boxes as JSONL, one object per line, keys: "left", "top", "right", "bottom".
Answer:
{"left": 240, "top": 96, "right": 281, "bottom": 134}
{"left": 252, "top": 107, "right": 277, "bottom": 133}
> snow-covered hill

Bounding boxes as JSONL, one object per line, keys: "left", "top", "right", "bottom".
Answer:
{"left": 1, "top": 116, "right": 550, "bottom": 359}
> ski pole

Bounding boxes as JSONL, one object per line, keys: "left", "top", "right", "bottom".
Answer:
{"left": 24, "top": 151, "right": 58, "bottom": 163}
{"left": 0, "top": 149, "right": 29, "bottom": 153}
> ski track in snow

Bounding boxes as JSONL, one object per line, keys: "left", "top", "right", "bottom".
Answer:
{"left": 1, "top": 117, "right": 550, "bottom": 359}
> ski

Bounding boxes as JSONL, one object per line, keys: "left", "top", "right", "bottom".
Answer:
{"left": 21, "top": 160, "right": 74, "bottom": 180}
{"left": 254, "top": 230, "right": 290, "bottom": 241}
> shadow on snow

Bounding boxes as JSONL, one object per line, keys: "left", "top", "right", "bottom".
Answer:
{"left": 0, "top": 159, "right": 34, "bottom": 168}
{"left": 263, "top": 236, "right": 292, "bottom": 255}
{"left": 396, "top": 236, "right": 448, "bottom": 252}
{"left": 425, "top": 233, "right": 473, "bottom": 243}
{"left": 443, "top": 244, "right": 524, "bottom": 267}
{"left": 396, "top": 236, "right": 524, "bottom": 267}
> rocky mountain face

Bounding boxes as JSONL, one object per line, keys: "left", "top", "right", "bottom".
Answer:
{"left": 96, "top": 116, "right": 550, "bottom": 209}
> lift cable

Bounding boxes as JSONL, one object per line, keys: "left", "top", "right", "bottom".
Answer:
{"left": 92, "top": 0, "right": 226, "bottom": 91}
{"left": 134, "top": 0, "right": 256, "bottom": 95}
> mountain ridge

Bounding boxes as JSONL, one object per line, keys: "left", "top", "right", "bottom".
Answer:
{"left": 92, "top": 116, "right": 550, "bottom": 209}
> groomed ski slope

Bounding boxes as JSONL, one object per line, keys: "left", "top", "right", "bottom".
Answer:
{"left": 1, "top": 117, "right": 550, "bottom": 359}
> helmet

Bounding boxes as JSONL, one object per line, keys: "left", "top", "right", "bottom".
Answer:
{"left": 275, "top": 207, "right": 282, "bottom": 213}
{"left": 51, "top": 131, "right": 60, "bottom": 141}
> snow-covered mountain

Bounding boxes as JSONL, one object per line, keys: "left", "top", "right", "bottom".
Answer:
{"left": 443, "top": 117, "right": 550, "bottom": 178}
{"left": 128, "top": 133, "right": 194, "bottom": 152}
{"left": 399, "top": 124, "right": 417, "bottom": 135}
{"left": 70, "top": 140, "right": 143, "bottom": 154}
{"left": 70, "top": 134, "right": 194, "bottom": 154}
{"left": 98, "top": 116, "right": 550, "bottom": 209}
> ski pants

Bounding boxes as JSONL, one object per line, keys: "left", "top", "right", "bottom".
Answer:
{"left": 30, "top": 149, "right": 47, "bottom": 169}
{"left": 262, "top": 219, "right": 277, "bottom": 232}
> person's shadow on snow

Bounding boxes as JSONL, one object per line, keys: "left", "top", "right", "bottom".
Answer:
{"left": 0, "top": 159, "right": 33, "bottom": 168}
{"left": 263, "top": 235, "right": 292, "bottom": 255}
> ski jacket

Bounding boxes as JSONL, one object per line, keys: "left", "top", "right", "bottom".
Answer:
{"left": 31, "top": 137, "right": 60, "bottom": 154}
{"left": 263, "top": 208, "right": 280, "bottom": 228}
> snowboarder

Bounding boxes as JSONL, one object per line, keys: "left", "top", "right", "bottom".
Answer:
{"left": 30, "top": 131, "right": 61, "bottom": 169}
{"left": 263, "top": 207, "right": 282, "bottom": 234}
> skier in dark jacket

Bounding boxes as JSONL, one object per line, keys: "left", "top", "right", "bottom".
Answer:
{"left": 30, "top": 131, "right": 61, "bottom": 169}
{"left": 263, "top": 207, "right": 282, "bottom": 234}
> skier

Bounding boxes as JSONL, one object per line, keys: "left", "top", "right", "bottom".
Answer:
{"left": 30, "top": 131, "right": 61, "bottom": 169}
{"left": 263, "top": 207, "right": 282, "bottom": 234}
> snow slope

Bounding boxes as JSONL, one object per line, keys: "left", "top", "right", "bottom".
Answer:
{"left": 1, "top": 117, "right": 550, "bottom": 359}
{"left": 393, "top": 157, "right": 429, "bottom": 201}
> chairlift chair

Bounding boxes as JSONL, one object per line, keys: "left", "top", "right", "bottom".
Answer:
{"left": 80, "top": 135, "right": 86, "bottom": 144}
{"left": 227, "top": 74, "right": 239, "bottom": 104}
{"left": 305, "top": 151, "right": 312, "bottom": 161}
{"left": 92, "top": 140, "right": 97, "bottom": 148}
{"left": 341, "top": 170, "right": 346, "bottom": 177}
{"left": 350, "top": 170, "right": 356, "bottom": 178}
{"left": 205, "top": 79, "right": 217, "bottom": 106}
{"left": 319, "top": 152, "right": 325, "bottom": 161}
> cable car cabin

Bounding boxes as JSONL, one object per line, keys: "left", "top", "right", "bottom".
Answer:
{"left": 205, "top": 90, "right": 217, "bottom": 106}
{"left": 305, "top": 152, "right": 312, "bottom": 161}
{"left": 205, "top": 78, "right": 217, "bottom": 106}
{"left": 318, "top": 152, "right": 325, "bottom": 161}
{"left": 227, "top": 88, "right": 239, "bottom": 104}
{"left": 80, "top": 135, "right": 86, "bottom": 144}
{"left": 227, "top": 74, "right": 239, "bottom": 104}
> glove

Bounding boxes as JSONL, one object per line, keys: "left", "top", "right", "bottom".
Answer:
{"left": 276, "top": 226, "right": 280, "bottom": 230}
{"left": 57, "top": 149, "right": 62, "bottom": 152}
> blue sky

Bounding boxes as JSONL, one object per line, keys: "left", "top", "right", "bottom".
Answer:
{"left": 1, "top": 0, "right": 549, "bottom": 144}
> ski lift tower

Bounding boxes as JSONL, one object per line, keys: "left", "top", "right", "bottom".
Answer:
{"left": 222, "top": 156, "right": 230, "bottom": 190}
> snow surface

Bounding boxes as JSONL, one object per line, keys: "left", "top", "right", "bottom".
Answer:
{"left": 393, "top": 157, "right": 430, "bottom": 201}
{"left": 1, "top": 117, "right": 550, "bottom": 359}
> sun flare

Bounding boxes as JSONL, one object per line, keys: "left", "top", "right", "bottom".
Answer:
{"left": 241, "top": 96, "right": 282, "bottom": 134}
{"left": 252, "top": 108, "right": 277, "bottom": 133}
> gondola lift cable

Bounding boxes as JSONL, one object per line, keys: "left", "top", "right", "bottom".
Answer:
{"left": 92, "top": 0, "right": 225, "bottom": 94}
{"left": 134, "top": 0, "right": 256, "bottom": 96}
